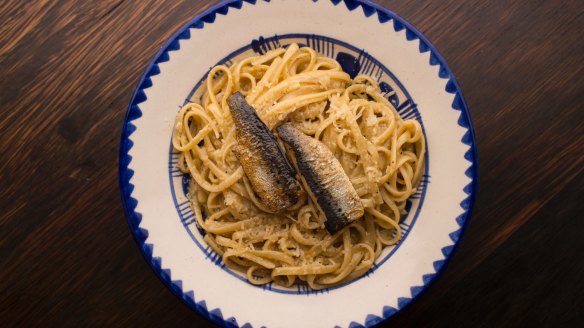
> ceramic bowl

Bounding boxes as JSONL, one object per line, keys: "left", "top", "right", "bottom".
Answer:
{"left": 119, "top": 1, "right": 477, "bottom": 326}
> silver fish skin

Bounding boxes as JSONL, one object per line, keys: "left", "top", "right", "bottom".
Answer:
{"left": 277, "top": 123, "right": 365, "bottom": 233}
{"left": 227, "top": 92, "right": 304, "bottom": 212}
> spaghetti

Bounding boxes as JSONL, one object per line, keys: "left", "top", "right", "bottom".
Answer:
{"left": 172, "top": 44, "right": 425, "bottom": 289}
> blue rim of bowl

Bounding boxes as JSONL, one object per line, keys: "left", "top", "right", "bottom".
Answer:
{"left": 118, "top": 1, "right": 478, "bottom": 327}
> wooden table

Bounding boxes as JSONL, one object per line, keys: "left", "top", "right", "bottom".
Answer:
{"left": 2, "top": 0, "right": 582, "bottom": 326}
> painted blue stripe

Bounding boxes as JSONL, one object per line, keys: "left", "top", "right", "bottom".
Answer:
{"left": 362, "top": 53, "right": 372, "bottom": 75}
{"left": 365, "top": 54, "right": 375, "bottom": 75}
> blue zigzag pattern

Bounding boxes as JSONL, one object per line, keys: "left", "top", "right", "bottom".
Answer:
{"left": 119, "top": 0, "right": 477, "bottom": 327}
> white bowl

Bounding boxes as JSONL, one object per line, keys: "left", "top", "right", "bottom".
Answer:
{"left": 119, "top": 0, "right": 477, "bottom": 327}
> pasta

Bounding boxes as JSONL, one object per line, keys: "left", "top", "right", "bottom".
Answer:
{"left": 172, "top": 43, "right": 425, "bottom": 289}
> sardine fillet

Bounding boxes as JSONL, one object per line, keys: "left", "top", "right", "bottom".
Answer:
{"left": 277, "top": 123, "right": 365, "bottom": 233}
{"left": 227, "top": 92, "right": 303, "bottom": 212}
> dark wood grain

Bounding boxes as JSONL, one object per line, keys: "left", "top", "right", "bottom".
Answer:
{"left": 1, "top": 0, "right": 582, "bottom": 327}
